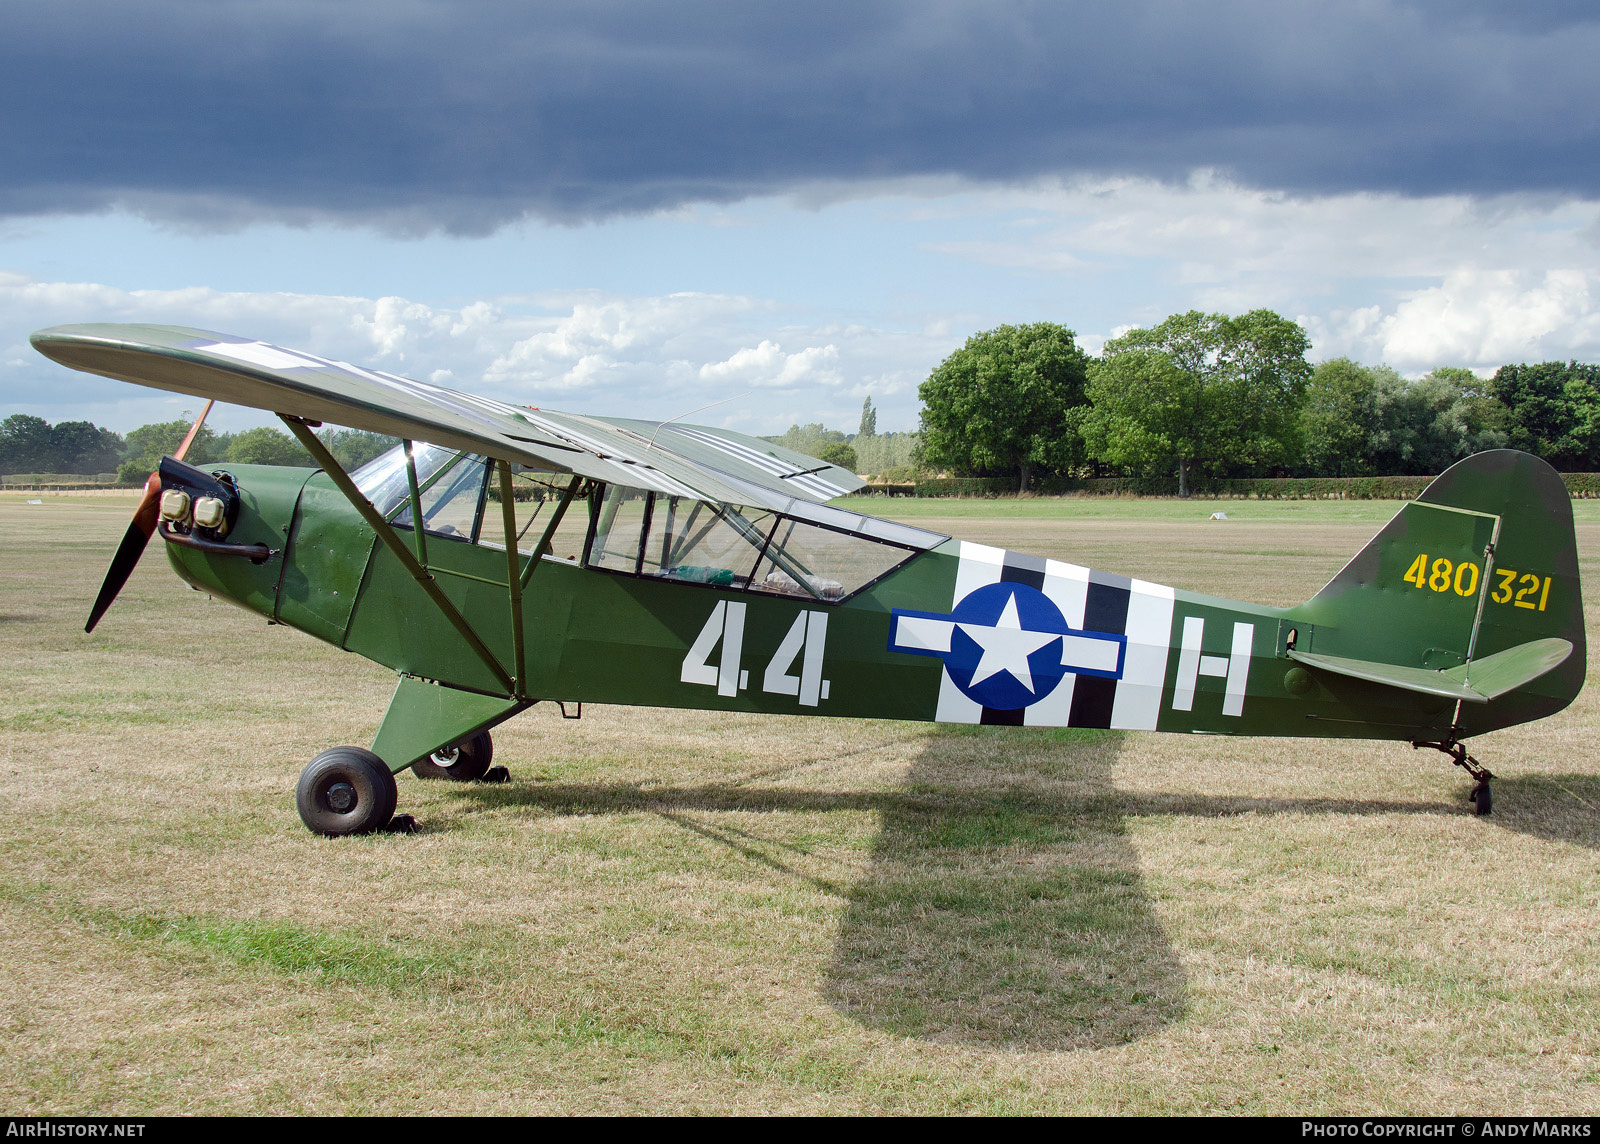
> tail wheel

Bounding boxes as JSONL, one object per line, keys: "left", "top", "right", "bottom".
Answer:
{"left": 297, "top": 746, "right": 399, "bottom": 836}
{"left": 1471, "top": 780, "right": 1493, "bottom": 816}
{"left": 413, "top": 731, "right": 494, "bottom": 782}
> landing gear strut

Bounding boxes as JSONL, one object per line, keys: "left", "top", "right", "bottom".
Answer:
{"left": 1413, "top": 738, "right": 1494, "bottom": 816}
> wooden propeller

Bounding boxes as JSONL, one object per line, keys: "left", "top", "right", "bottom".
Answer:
{"left": 85, "top": 401, "right": 214, "bottom": 633}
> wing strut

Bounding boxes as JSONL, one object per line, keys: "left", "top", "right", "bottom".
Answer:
{"left": 495, "top": 461, "right": 527, "bottom": 693}
{"left": 519, "top": 475, "right": 585, "bottom": 589}
{"left": 281, "top": 415, "right": 516, "bottom": 696}
{"left": 401, "top": 440, "right": 428, "bottom": 567}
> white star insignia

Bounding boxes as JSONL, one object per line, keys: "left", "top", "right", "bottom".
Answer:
{"left": 957, "top": 594, "right": 1060, "bottom": 694}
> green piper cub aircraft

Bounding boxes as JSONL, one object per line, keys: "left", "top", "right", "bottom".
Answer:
{"left": 32, "top": 324, "right": 1586, "bottom": 833}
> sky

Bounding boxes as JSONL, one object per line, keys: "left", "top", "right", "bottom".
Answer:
{"left": 3, "top": 0, "right": 1600, "bottom": 436}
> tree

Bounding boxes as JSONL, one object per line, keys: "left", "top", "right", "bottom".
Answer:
{"left": 1300, "top": 361, "right": 1510, "bottom": 477}
{"left": 1404, "top": 368, "right": 1507, "bottom": 473}
{"left": 1298, "top": 359, "right": 1414, "bottom": 476}
{"left": 852, "top": 431, "right": 920, "bottom": 477}
{"left": 1081, "top": 309, "right": 1310, "bottom": 496}
{"left": 119, "top": 415, "right": 221, "bottom": 482}
{"left": 50, "top": 421, "right": 125, "bottom": 474}
{"left": 1490, "top": 361, "right": 1600, "bottom": 470}
{"left": 0, "top": 415, "right": 57, "bottom": 474}
{"left": 318, "top": 428, "right": 401, "bottom": 471}
{"left": 917, "top": 322, "right": 1091, "bottom": 492}
{"left": 226, "top": 426, "right": 313, "bottom": 466}
{"left": 817, "top": 441, "right": 858, "bottom": 473}
{"left": 0, "top": 415, "right": 124, "bottom": 476}
{"left": 858, "top": 396, "right": 877, "bottom": 438}
{"left": 766, "top": 423, "right": 847, "bottom": 458}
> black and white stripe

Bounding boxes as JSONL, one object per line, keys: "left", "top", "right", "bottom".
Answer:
{"left": 665, "top": 425, "right": 851, "bottom": 501}
{"left": 932, "top": 541, "right": 1174, "bottom": 730}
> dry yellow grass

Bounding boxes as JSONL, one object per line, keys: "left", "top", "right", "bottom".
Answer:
{"left": 1, "top": 491, "right": 1596, "bottom": 1114}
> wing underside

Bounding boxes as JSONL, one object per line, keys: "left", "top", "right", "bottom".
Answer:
{"left": 30, "top": 323, "right": 865, "bottom": 513}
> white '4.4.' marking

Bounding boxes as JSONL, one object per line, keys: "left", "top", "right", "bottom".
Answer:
{"left": 764, "top": 611, "right": 831, "bottom": 706}
{"left": 681, "top": 603, "right": 831, "bottom": 706}
{"left": 681, "top": 601, "right": 749, "bottom": 696}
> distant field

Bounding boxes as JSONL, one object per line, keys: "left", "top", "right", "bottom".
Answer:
{"left": 1, "top": 494, "right": 1597, "bottom": 1114}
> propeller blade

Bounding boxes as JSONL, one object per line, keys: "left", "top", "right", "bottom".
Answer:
{"left": 85, "top": 475, "right": 160, "bottom": 633}
{"left": 174, "top": 400, "right": 214, "bottom": 461}
{"left": 84, "top": 403, "right": 213, "bottom": 633}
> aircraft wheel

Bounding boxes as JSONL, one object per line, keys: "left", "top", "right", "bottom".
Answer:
{"left": 1471, "top": 781, "right": 1493, "bottom": 816}
{"left": 297, "top": 746, "right": 399, "bottom": 836}
{"left": 413, "top": 731, "right": 493, "bottom": 781}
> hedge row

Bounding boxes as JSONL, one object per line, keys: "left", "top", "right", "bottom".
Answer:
{"left": 1, "top": 473, "right": 120, "bottom": 485}
{"left": 905, "top": 473, "right": 1600, "bottom": 499}
{"left": 4, "top": 483, "right": 144, "bottom": 492}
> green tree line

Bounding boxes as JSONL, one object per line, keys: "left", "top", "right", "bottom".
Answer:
{"left": 0, "top": 415, "right": 398, "bottom": 481}
{"left": 915, "top": 314, "right": 1600, "bottom": 495}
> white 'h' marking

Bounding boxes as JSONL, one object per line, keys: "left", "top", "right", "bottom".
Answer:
{"left": 1171, "top": 616, "right": 1253, "bottom": 716}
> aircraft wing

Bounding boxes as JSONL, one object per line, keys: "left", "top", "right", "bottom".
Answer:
{"left": 29, "top": 323, "right": 866, "bottom": 510}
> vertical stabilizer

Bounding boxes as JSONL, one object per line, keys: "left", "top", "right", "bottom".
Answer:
{"left": 1297, "top": 450, "right": 1583, "bottom": 733}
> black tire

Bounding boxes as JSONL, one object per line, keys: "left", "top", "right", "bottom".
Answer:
{"left": 1472, "top": 782, "right": 1493, "bottom": 816}
{"left": 412, "top": 731, "right": 493, "bottom": 781}
{"left": 297, "top": 746, "right": 399, "bottom": 836}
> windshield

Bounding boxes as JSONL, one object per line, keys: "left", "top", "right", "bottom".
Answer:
{"left": 352, "top": 443, "right": 464, "bottom": 519}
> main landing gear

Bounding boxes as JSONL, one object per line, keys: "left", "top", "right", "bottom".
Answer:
{"left": 413, "top": 731, "right": 508, "bottom": 784}
{"left": 296, "top": 746, "right": 411, "bottom": 835}
{"left": 294, "top": 732, "right": 507, "bottom": 836}
{"left": 1412, "top": 738, "right": 1495, "bottom": 816}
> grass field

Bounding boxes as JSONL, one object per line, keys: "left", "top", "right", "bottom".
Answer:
{"left": 2, "top": 490, "right": 1598, "bottom": 1114}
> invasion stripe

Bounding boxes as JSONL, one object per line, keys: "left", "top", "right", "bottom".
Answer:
{"left": 668, "top": 427, "right": 847, "bottom": 500}
{"left": 1024, "top": 558, "right": 1091, "bottom": 727}
{"left": 1108, "top": 579, "right": 1175, "bottom": 730}
{"left": 1068, "top": 572, "right": 1132, "bottom": 729}
{"left": 668, "top": 427, "right": 849, "bottom": 500}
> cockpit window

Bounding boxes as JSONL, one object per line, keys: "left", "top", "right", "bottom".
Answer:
{"left": 392, "top": 454, "right": 489, "bottom": 540}
{"left": 583, "top": 485, "right": 940, "bottom": 602}
{"left": 352, "top": 443, "right": 461, "bottom": 519}
{"left": 648, "top": 497, "right": 777, "bottom": 584}
{"left": 352, "top": 451, "right": 944, "bottom": 596}
{"left": 747, "top": 516, "right": 913, "bottom": 601}
{"left": 351, "top": 443, "right": 489, "bottom": 541}
{"left": 589, "top": 486, "right": 653, "bottom": 573}
{"left": 483, "top": 466, "right": 592, "bottom": 561}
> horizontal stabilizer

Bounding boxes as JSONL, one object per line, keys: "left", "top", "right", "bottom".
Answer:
{"left": 1289, "top": 637, "right": 1573, "bottom": 705}
{"left": 1439, "top": 637, "right": 1574, "bottom": 700}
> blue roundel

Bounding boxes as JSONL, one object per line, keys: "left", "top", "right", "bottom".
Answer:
{"left": 943, "top": 582, "right": 1071, "bottom": 710}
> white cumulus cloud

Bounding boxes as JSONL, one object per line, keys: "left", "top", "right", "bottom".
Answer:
{"left": 698, "top": 340, "right": 841, "bottom": 388}
{"left": 0, "top": 275, "right": 945, "bottom": 434}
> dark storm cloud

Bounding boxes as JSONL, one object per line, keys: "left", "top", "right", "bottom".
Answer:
{"left": 3, "top": 0, "right": 1598, "bottom": 233}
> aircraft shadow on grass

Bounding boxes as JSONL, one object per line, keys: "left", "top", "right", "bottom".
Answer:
{"left": 1483, "top": 774, "right": 1600, "bottom": 850}
{"left": 452, "top": 727, "right": 1189, "bottom": 1051}
{"left": 449, "top": 730, "right": 1600, "bottom": 1051}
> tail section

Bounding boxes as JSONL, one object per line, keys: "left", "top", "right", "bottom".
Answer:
{"left": 1295, "top": 450, "right": 1584, "bottom": 734}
